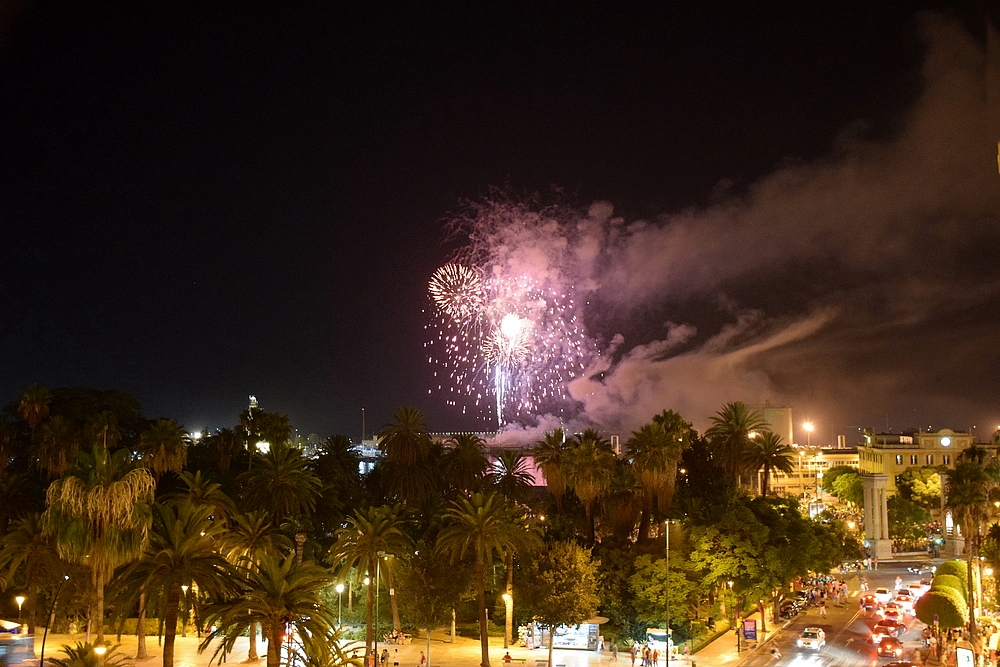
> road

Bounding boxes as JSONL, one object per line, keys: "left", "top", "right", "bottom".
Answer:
{"left": 739, "top": 559, "right": 933, "bottom": 667}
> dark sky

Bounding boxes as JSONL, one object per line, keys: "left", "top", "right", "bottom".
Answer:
{"left": 1, "top": 1, "right": 997, "bottom": 445}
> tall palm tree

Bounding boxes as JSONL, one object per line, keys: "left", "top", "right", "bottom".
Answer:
{"left": 436, "top": 492, "right": 534, "bottom": 667}
{"left": 207, "top": 428, "right": 241, "bottom": 473}
{"left": 742, "top": 431, "right": 795, "bottom": 496}
{"left": 110, "top": 501, "right": 240, "bottom": 667}
{"left": 628, "top": 412, "right": 691, "bottom": 540}
{"left": 441, "top": 433, "right": 490, "bottom": 493}
{"left": 705, "top": 402, "right": 768, "bottom": 488}
{"left": 564, "top": 430, "right": 616, "bottom": 544}
{"left": 201, "top": 554, "right": 338, "bottom": 667}
{"left": 36, "top": 415, "right": 79, "bottom": 479}
{"left": 0, "top": 512, "right": 64, "bottom": 635}
{"left": 377, "top": 408, "right": 436, "bottom": 505}
{"left": 239, "top": 441, "right": 321, "bottom": 528}
{"left": 42, "top": 444, "right": 156, "bottom": 644}
{"left": 168, "top": 470, "right": 237, "bottom": 526}
{"left": 0, "top": 419, "right": 19, "bottom": 476}
{"left": 601, "top": 460, "right": 642, "bottom": 543}
{"left": 223, "top": 510, "right": 293, "bottom": 661}
{"left": 0, "top": 471, "right": 35, "bottom": 537}
{"left": 532, "top": 429, "right": 570, "bottom": 512}
{"left": 488, "top": 450, "right": 535, "bottom": 503}
{"left": 137, "top": 418, "right": 189, "bottom": 480}
{"left": 17, "top": 384, "right": 51, "bottom": 444}
{"left": 329, "top": 505, "right": 412, "bottom": 658}
{"left": 946, "top": 458, "right": 1000, "bottom": 643}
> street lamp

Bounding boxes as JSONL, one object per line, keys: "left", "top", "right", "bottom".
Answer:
{"left": 803, "top": 422, "right": 814, "bottom": 448}
{"left": 665, "top": 521, "right": 671, "bottom": 666}
{"left": 40, "top": 575, "right": 69, "bottom": 667}
{"left": 15, "top": 595, "right": 25, "bottom": 625}
{"left": 336, "top": 584, "right": 345, "bottom": 627}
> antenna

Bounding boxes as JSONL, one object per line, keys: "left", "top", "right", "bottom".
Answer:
{"left": 362, "top": 407, "right": 366, "bottom": 442}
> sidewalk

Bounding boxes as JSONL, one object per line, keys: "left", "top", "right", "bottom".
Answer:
{"left": 691, "top": 612, "right": 782, "bottom": 667}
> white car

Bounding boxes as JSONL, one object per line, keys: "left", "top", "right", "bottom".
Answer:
{"left": 894, "top": 590, "right": 915, "bottom": 612}
{"left": 874, "top": 587, "right": 893, "bottom": 604}
{"left": 907, "top": 582, "right": 925, "bottom": 598}
{"left": 797, "top": 627, "right": 826, "bottom": 650}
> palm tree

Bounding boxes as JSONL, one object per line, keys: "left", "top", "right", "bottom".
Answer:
{"left": 137, "top": 418, "right": 189, "bottom": 479}
{"left": 168, "top": 470, "right": 238, "bottom": 525}
{"left": 705, "top": 402, "right": 768, "bottom": 488}
{"left": 45, "top": 641, "right": 130, "bottom": 667}
{"left": 564, "top": 430, "right": 616, "bottom": 544}
{"left": 0, "top": 471, "right": 35, "bottom": 536}
{"left": 17, "top": 384, "right": 51, "bottom": 444}
{"left": 201, "top": 554, "right": 338, "bottom": 667}
{"left": 223, "top": 510, "right": 293, "bottom": 661}
{"left": 41, "top": 444, "right": 156, "bottom": 644}
{"left": 628, "top": 412, "right": 691, "bottom": 540}
{"left": 377, "top": 408, "right": 437, "bottom": 506}
{"left": 36, "top": 415, "right": 79, "bottom": 479}
{"left": 441, "top": 433, "right": 490, "bottom": 493}
{"left": 0, "top": 512, "right": 64, "bottom": 635}
{"left": 742, "top": 431, "right": 795, "bottom": 497}
{"left": 436, "top": 492, "right": 534, "bottom": 667}
{"left": 532, "top": 430, "right": 570, "bottom": 512}
{"left": 207, "top": 428, "right": 241, "bottom": 473}
{"left": 111, "top": 501, "right": 240, "bottom": 667}
{"left": 0, "top": 419, "right": 19, "bottom": 475}
{"left": 329, "top": 505, "right": 412, "bottom": 658}
{"left": 488, "top": 450, "right": 535, "bottom": 503}
{"left": 946, "top": 459, "right": 1000, "bottom": 643}
{"left": 601, "top": 460, "right": 642, "bottom": 543}
{"left": 378, "top": 407, "right": 431, "bottom": 467}
{"left": 239, "top": 441, "right": 321, "bottom": 528}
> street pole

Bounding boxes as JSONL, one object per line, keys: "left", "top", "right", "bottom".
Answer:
{"left": 39, "top": 575, "right": 69, "bottom": 667}
{"left": 375, "top": 559, "right": 380, "bottom": 665}
{"left": 336, "top": 584, "right": 344, "bottom": 627}
{"left": 665, "top": 521, "right": 670, "bottom": 667}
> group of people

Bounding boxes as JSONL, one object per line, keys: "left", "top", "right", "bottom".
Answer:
{"left": 628, "top": 642, "right": 664, "bottom": 667}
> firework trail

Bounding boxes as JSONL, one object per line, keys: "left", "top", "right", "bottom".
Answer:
{"left": 426, "top": 195, "right": 600, "bottom": 427}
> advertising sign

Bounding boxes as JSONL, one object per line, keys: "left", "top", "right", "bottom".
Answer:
{"left": 742, "top": 619, "right": 757, "bottom": 641}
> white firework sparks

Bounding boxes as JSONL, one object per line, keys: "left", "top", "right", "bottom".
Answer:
{"left": 426, "top": 196, "right": 600, "bottom": 427}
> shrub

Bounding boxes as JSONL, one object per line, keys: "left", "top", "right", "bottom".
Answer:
{"left": 935, "top": 561, "right": 969, "bottom": 589}
{"left": 915, "top": 587, "right": 967, "bottom": 629}
{"left": 933, "top": 574, "right": 968, "bottom": 602}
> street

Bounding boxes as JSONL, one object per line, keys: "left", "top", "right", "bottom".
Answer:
{"left": 739, "top": 559, "right": 931, "bottom": 667}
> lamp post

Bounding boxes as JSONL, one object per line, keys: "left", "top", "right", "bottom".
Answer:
{"left": 665, "top": 521, "right": 670, "bottom": 666}
{"left": 94, "top": 644, "right": 107, "bottom": 667}
{"left": 803, "top": 421, "right": 814, "bottom": 448}
{"left": 15, "top": 595, "right": 25, "bottom": 625}
{"left": 336, "top": 584, "right": 345, "bottom": 627}
{"left": 40, "top": 575, "right": 69, "bottom": 667}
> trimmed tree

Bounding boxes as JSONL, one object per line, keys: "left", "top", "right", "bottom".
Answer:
{"left": 522, "top": 541, "right": 600, "bottom": 667}
{"left": 915, "top": 587, "right": 967, "bottom": 629}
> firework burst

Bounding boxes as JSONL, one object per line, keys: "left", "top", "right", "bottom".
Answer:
{"left": 426, "top": 196, "right": 600, "bottom": 427}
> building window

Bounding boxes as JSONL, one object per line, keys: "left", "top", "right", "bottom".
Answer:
{"left": 895, "top": 455, "right": 903, "bottom": 465}
{"left": 926, "top": 455, "right": 934, "bottom": 465}
{"left": 910, "top": 455, "right": 918, "bottom": 465}
{"left": 943, "top": 455, "right": 951, "bottom": 465}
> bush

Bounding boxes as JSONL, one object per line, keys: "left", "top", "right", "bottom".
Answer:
{"left": 915, "top": 587, "right": 967, "bottom": 629}
{"left": 936, "top": 561, "right": 969, "bottom": 589}
{"left": 933, "top": 574, "right": 968, "bottom": 602}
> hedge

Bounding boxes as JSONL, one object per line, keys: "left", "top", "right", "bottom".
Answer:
{"left": 915, "top": 587, "right": 967, "bottom": 629}
{"left": 933, "top": 574, "right": 968, "bottom": 603}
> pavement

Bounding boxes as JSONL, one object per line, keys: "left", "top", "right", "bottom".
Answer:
{"left": 21, "top": 553, "right": 937, "bottom": 667}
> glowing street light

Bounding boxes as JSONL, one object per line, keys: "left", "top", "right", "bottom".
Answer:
{"left": 803, "top": 422, "right": 814, "bottom": 447}
{"left": 15, "top": 595, "right": 25, "bottom": 624}
{"left": 336, "top": 584, "right": 345, "bottom": 627}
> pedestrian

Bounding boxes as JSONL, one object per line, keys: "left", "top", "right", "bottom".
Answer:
{"left": 770, "top": 646, "right": 781, "bottom": 661}
{"left": 612, "top": 643, "right": 619, "bottom": 661}
{"left": 819, "top": 601, "right": 827, "bottom": 617}
{"left": 652, "top": 648, "right": 659, "bottom": 665}
{"left": 419, "top": 652, "right": 426, "bottom": 667}
{"left": 873, "top": 557, "right": 879, "bottom": 570}
{"left": 503, "top": 653, "right": 512, "bottom": 664}
{"left": 381, "top": 649, "right": 389, "bottom": 667}
{"left": 368, "top": 653, "right": 376, "bottom": 667}
{"left": 630, "top": 644, "right": 638, "bottom": 667}
{"left": 394, "top": 649, "right": 399, "bottom": 667}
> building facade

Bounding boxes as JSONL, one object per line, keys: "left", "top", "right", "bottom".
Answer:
{"left": 856, "top": 428, "right": 972, "bottom": 494}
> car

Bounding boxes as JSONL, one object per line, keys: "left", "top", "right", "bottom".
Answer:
{"left": 780, "top": 600, "right": 801, "bottom": 619}
{"left": 883, "top": 608, "right": 904, "bottom": 624}
{"left": 797, "top": 627, "right": 826, "bottom": 650}
{"left": 894, "top": 590, "right": 915, "bottom": 612}
{"left": 874, "top": 587, "right": 893, "bottom": 603}
{"left": 919, "top": 579, "right": 933, "bottom": 594}
{"left": 884, "top": 662, "right": 919, "bottom": 667}
{"left": 873, "top": 620, "right": 905, "bottom": 641}
{"left": 878, "top": 637, "right": 904, "bottom": 658}
{"left": 907, "top": 582, "right": 925, "bottom": 598}
{"left": 860, "top": 594, "right": 880, "bottom": 612}
{"left": 907, "top": 564, "right": 936, "bottom": 575}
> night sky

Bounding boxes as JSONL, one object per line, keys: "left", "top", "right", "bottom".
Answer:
{"left": 2, "top": 2, "right": 998, "bottom": 446}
